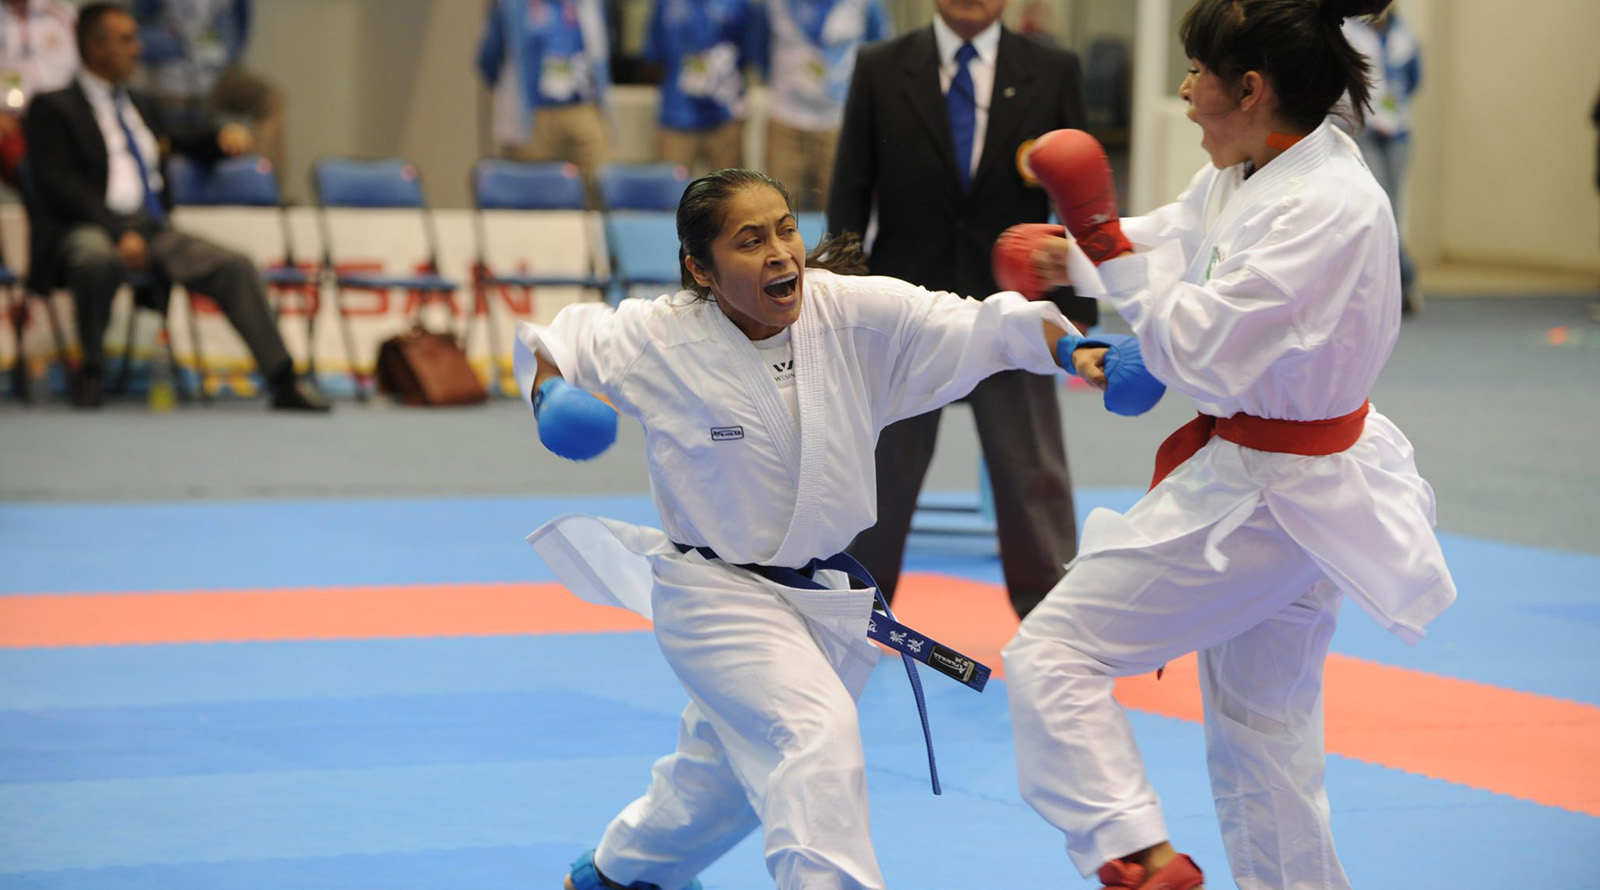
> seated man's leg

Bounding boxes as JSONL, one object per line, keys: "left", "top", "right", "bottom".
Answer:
{"left": 147, "top": 229, "right": 328, "bottom": 411}
{"left": 60, "top": 225, "right": 125, "bottom": 405}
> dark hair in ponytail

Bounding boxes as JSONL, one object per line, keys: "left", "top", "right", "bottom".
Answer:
{"left": 806, "top": 231, "right": 869, "bottom": 277}
{"left": 1179, "top": 0, "right": 1394, "bottom": 132}
{"left": 676, "top": 168, "right": 868, "bottom": 300}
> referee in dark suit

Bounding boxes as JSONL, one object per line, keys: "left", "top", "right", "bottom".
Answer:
{"left": 827, "top": 0, "right": 1095, "bottom": 618}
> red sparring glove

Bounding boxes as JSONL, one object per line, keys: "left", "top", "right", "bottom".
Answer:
{"left": 1020, "top": 129, "right": 1131, "bottom": 265}
{"left": 992, "top": 222, "right": 1067, "bottom": 299}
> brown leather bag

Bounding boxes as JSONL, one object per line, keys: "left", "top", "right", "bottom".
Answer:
{"left": 375, "top": 325, "right": 488, "bottom": 406}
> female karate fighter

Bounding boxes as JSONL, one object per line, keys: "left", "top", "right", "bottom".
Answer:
{"left": 996, "top": 1, "right": 1458, "bottom": 889}
{"left": 515, "top": 167, "right": 1163, "bottom": 890}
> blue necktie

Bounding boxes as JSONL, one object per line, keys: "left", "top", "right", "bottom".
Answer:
{"left": 947, "top": 42, "right": 977, "bottom": 192}
{"left": 112, "top": 89, "right": 165, "bottom": 223}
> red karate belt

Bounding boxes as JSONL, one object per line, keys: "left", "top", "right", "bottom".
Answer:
{"left": 1148, "top": 400, "right": 1371, "bottom": 490}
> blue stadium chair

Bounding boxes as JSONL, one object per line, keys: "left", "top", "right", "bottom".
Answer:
{"left": 470, "top": 160, "right": 606, "bottom": 394}
{"left": 597, "top": 163, "right": 690, "bottom": 303}
{"left": 167, "top": 154, "right": 280, "bottom": 206}
{"left": 313, "top": 158, "right": 460, "bottom": 400}
{"left": 795, "top": 211, "right": 827, "bottom": 250}
{"left": 168, "top": 154, "right": 323, "bottom": 379}
{"left": 602, "top": 214, "right": 686, "bottom": 303}
{"left": 597, "top": 162, "right": 690, "bottom": 212}
{"left": 474, "top": 158, "right": 590, "bottom": 214}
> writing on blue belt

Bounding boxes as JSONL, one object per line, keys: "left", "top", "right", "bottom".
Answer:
{"left": 867, "top": 611, "right": 989, "bottom": 692}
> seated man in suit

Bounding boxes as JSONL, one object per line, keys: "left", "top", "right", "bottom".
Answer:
{"left": 23, "top": 1, "right": 327, "bottom": 411}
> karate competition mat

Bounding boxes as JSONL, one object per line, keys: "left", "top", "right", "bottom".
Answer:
{"left": 2, "top": 296, "right": 1597, "bottom": 889}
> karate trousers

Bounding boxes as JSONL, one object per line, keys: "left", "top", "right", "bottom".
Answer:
{"left": 1003, "top": 499, "right": 1354, "bottom": 890}
{"left": 593, "top": 554, "right": 884, "bottom": 890}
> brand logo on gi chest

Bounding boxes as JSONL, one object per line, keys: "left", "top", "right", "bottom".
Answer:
{"left": 710, "top": 426, "right": 745, "bottom": 441}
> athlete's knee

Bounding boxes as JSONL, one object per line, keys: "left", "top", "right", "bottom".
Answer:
{"left": 1004, "top": 620, "right": 1064, "bottom": 676}
{"left": 1004, "top": 620, "right": 1111, "bottom": 699}
{"left": 765, "top": 681, "right": 863, "bottom": 748}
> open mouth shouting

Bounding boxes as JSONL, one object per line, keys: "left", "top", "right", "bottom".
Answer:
{"left": 764, "top": 273, "right": 799, "bottom": 300}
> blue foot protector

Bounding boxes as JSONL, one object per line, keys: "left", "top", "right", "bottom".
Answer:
{"left": 567, "top": 849, "right": 703, "bottom": 890}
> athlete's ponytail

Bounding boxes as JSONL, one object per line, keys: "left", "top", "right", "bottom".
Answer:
{"left": 806, "top": 231, "right": 868, "bottom": 277}
{"left": 1179, "top": 0, "right": 1394, "bottom": 132}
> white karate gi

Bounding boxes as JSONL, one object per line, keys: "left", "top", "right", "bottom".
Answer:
{"left": 1003, "top": 119, "right": 1457, "bottom": 890}
{"left": 516, "top": 269, "right": 1068, "bottom": 890}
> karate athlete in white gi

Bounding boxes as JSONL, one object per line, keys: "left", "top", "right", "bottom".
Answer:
{"left": 514, "top": 167, "right": 1160, "bottom": 890}
{"left": 994, "top": 1, "right": 1457, "bottom": 889}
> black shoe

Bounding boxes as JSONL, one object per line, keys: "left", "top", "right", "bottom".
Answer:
{"left": 270, "top": 377, "right": 332, "bottom": 412}
{"left": 70, "top": 371, "right": 105, "bottom": 409}
{"left": 9, "top": 359, "right": 27, "bottom": 403}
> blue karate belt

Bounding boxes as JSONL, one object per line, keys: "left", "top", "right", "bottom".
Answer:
{"left": 674, "top": 543, "right": 993, "bottom": 795}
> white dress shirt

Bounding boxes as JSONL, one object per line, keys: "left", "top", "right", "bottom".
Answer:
{"left": 932, "top": 17, "right": 1000, "bottom": 182}
{"left": 76, "top": 71, "right": 163, "bottom": 215}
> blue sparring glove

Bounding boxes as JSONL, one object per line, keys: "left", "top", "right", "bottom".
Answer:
{"left": 1055, "top": 332, "right": 1166, "bottom": 417}
{"left": 1097, "top": 334, "right": 1166, "bottom": 416}
{"left": 532, "top": 377, "right": 618, "bottom": 461}
{"left": 1054, "top": 331, "right": 1101, "bottom": 376}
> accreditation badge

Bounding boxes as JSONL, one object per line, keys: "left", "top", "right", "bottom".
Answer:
{"left": 540, "top": 56, "right": 578, "bottom": 101}
{"left": 1, "top": 71, "right": 24, "bottom": 111}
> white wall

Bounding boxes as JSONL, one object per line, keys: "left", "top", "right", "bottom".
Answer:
{"left": 246, "top": 0, "right": 485, "bottom": 208}
{"left": 245, "top": 0, "right": 365, "bottom": 203}
{"left": 1406, "top": 0, "right": 1600, "bottom": 272}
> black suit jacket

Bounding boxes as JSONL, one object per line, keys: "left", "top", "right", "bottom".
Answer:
{"left": 22, "top": 81, "right": 221, "bottom": 293}
{"left": 827, "top": 26, "right": 1095, "bottom": 324}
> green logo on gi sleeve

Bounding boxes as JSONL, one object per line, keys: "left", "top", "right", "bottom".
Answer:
{"left": 1204, "top": 247, "right": 1221, "bottom": 282}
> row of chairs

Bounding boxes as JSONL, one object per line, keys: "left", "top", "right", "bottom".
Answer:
{"left": 6, "top": 156, "right": 828, "bottom": 403}
{"left": 164, "top": 156, "right": 701, "bottom": 400}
